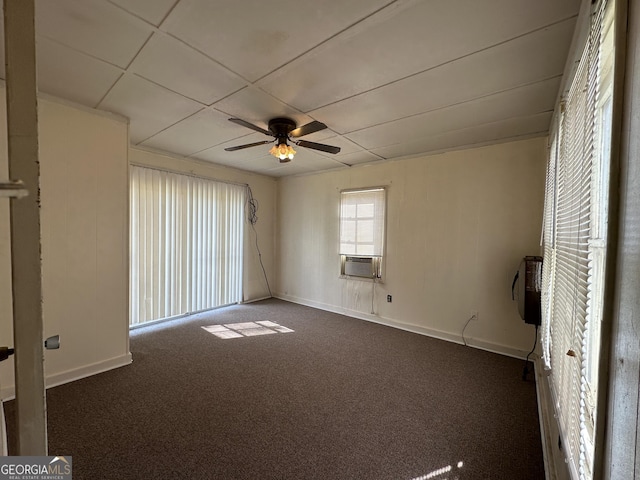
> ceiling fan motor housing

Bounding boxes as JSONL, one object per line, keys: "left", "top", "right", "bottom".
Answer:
{"left": 268, "top": 118, "right": 296, "bottom": 144}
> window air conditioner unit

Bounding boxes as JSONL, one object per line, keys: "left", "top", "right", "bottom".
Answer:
{"left": 344, "top": 256, "right": 376, "bottom": 278}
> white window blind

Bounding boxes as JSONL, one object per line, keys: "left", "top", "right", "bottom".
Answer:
{"left": 130, "top": 166, "right": 244, "bottom": 326}
{"left": 339, "top": 188, "right": 386, "bottom": 256}
{"left": 541, "top": 132, "right": 558, "bottom": 366}
{"left": 540, "top": 1, "right": 611, "bottom": 479}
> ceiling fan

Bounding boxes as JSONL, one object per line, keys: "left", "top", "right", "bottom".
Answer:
{"left": 224, "top": 117, "right": 341, "bottom": 162}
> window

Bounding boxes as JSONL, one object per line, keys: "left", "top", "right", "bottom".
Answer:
{"left": 540, "top": 1, "right": 613, "bottom": 478}
{"left": 129, "top": 166, "right": 245, "bottom": 326}
{"left": 339, "top": 188, "right": 386, "bottom": 278}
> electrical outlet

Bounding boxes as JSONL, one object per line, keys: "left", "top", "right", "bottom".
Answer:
{"left": 387, "top": 295, "right": 392, "bottom": 303}
{"left": 471, "top": 310, "right": 479, "bottom": 321}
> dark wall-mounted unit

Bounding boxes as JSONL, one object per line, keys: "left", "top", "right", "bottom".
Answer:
{"left": 512, "top": 256, "right": 543, "bottom": 326}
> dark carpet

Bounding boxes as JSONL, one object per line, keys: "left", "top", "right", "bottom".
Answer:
{"left": 5, "top": 299, "right": 543, "bottom": 479}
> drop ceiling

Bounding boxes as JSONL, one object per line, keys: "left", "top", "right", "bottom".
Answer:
{"left": 2, "top": 0, "right": 580, "bottom": 177}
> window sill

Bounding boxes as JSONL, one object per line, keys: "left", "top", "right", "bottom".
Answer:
{"left": 339, "top": 275, "right": 384, "bottom": 284}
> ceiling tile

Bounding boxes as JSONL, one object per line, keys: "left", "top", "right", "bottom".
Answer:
{"left": 36, "top": 37, "right": 123, "bottom": 107}
{"left": 295, "top": 128, "right": 339, "bottom": 143}
{"left": 196, "top": 148, "right": 272, "bottom": 172}
{"left": 335, "top": 151, "right": 384, "bottom": 166}
{"left": 141, "top": 108, "right": 253, "bottom": 156}
{"left": 108, "top": 0, "right": 179, "bottom": 26}
{"left": 258, "top": 0, "right": 580, "bottom": 112}
{"left": 130, "top": 33, "right": 246, "bottom": 104}
{"left": 302, "top": 135, "right": 363, "bottom": 157}
{"left": 371, "top": 112, "right": 552, "bottom": 159}
{"left": 192, "top": 132, "right": 273, "bottom": 164}
{"left": 264, "top": 150, "right": 345, "bottom": 177}
{"left": 212, "top": 87, "right": 312, "bottom": 130}
{"left": 347, "top": 77, "right": 559, "bottom": 149}
{"left": 200, "top": 155, "right": 270, "bottom": 174}
{"left": 185, "top": 154, "right": 262, "bottom": 177}
{"left": 100, "top": 74, "right": 203, "bottom": 143}
{"left": 36, "top": 0, "right": 153, "bottom": 69}
{"left": 162, "top": 0, "right": 392, "bottom": 81}
{"left": 310, "top": 18, "right": 576, "bottom": 134}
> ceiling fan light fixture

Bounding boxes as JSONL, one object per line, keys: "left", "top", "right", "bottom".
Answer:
{"left": 270, "top": 142, "right": 296, "bottom": 162}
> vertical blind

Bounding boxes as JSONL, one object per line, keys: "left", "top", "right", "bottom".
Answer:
{"left": 339, "top": 188, "right": 386, "bottom": 256}
{"left": 130, "top": 166, "right": 244, "bottom": 326}
{"left": 540, "top": 1, "right": 610, "bottom": 479}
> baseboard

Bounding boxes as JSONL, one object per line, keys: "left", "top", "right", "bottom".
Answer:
{"left": 0, "top": 352, "right": 133, "bottom": 400}
{"left": 274, "top": 294, "right": 530, "bottom": 359}
{"left": 242, "top": 295, "right": 273, "bottom": 304}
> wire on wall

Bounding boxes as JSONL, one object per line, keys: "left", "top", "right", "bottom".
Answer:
{"left": 371, "top": 277, "right": 376, "bottom": 315}
{"left": 522, "top": 324, "right": 539, "bottom": 381}
{"left": 246, "top": 185, "right": 272, "bottom": 297}
{"left": 461, "top": 314, "right": 476, "bottom": 347}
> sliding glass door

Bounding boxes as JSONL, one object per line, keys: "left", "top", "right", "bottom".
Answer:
{"left": 130, "top": 166, "right": 244, "bottom": 326}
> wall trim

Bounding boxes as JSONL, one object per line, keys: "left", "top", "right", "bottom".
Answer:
{"left": 275, "top": 293, "right": 530, "bottom": 360}
{"left": 0, "top": 353, "right": 132, "bottom": 401}
{"left": 242, "top": 295, "right": 273, "bottom": 304}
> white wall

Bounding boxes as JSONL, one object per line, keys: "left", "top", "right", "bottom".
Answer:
{"left": 0, "top": 100, "right": 277, "bottom": 399}
{"left": 0, "top": 95, "right": 130, "bottom": 398}
{"left": 129, "top": 148, "right": 277, "bottom": 302}
{"left": 277, "top": 137, "right": 546, "bottom": 356}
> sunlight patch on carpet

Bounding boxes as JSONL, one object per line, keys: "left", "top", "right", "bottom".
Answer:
{"left": 409, "top": 461, "right": 464, "bottom": 480}
{"left": 202, "top": 321, "right": 294, "bottom": 339}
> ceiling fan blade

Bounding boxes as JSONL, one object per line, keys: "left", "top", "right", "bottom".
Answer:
{"left": 228, "top": 118, "right": 272, "bottom": 136}
{"left": 224, "top": 140, "right": 272, "bottom": 152}
{"left": 296, "top": 139, "right": 341, "bottom": 154}
{"left": 290, "top": 120, "right": 328, "bottom": 138}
